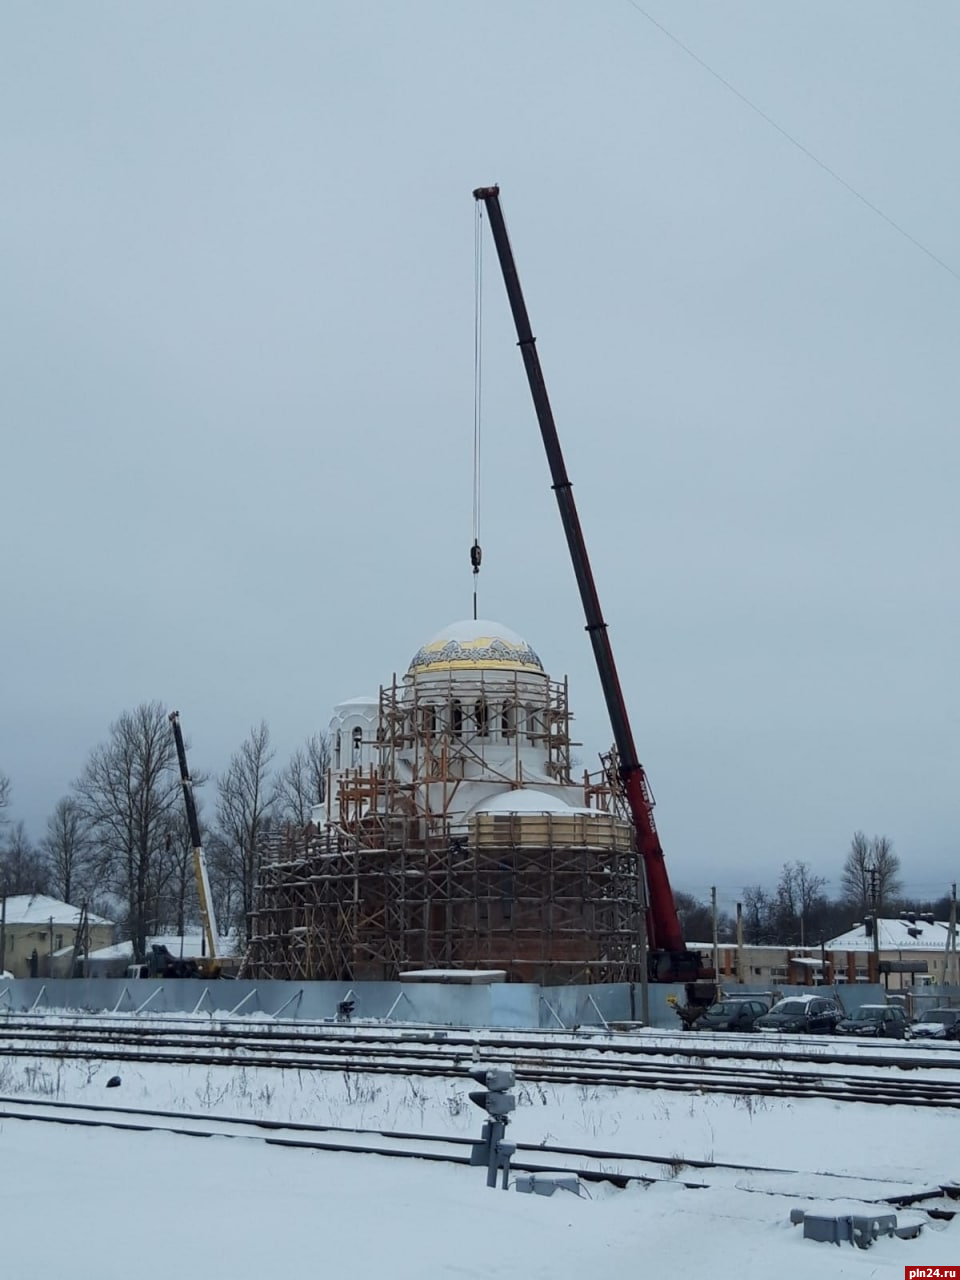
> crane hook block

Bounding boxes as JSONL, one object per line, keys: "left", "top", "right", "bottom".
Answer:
{"left": 470, "top": 541, "right": 482, "bottom": 572}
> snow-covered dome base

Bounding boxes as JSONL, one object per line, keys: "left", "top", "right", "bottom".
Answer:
{"left": 469, "top": 789, "right": 593, "bottom": 817}
{"left": 407, "top": 619, "right": 543, "bottom": 677}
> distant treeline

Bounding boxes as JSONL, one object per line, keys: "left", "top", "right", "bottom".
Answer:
{"left": 0, "top": 702, "right": 328, "bottom": 961}
{"left": 676, "top": 834, "right": 951, "bottom": 947}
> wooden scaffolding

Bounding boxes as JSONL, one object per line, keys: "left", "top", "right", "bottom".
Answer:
{"left": 246, "top": 679, "right": 645, "bottom": 983}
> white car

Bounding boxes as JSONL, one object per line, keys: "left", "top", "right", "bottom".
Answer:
{"left": 909, "top": 1009, "right": 960, "bottom": 1041}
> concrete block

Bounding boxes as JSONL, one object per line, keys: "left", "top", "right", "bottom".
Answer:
{"left": 515, "top": 1173, "right": 582, "bottom": 1197}
{"left": 802, "top": 1212, "right": 897, "bottom": 1248}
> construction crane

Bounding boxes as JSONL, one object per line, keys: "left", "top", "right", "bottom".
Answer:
{"left": 168, "top": 709, "right": 223, "bottom": 976}
{"left": 473, "top": 185, "right": 708, "bottom": 983}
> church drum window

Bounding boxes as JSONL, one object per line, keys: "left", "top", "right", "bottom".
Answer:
{"left": 474, "top": 698, "right": 489, "bottom": 739}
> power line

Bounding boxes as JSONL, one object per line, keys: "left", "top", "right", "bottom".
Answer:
{"left": 623, "top": 0, "right": 960, "bottom": 284}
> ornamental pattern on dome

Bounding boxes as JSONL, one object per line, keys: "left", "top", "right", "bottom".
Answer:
{"left": 408, "top": 633, "right": 544, "bottom": 675}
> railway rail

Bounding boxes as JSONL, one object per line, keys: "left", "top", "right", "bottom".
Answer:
{"left": 3, "top": 1015, "right": 958, "bottom": 1068}
{"left": 2, "top": 1018, "right": 960, "bottom": 1108}
{"left": 0, "top": 1093, "right": 954, "bottom": 1215}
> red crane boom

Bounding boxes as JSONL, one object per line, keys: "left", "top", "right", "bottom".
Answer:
{"left": 473, "top": 185, "right": 704, "bottom": 982}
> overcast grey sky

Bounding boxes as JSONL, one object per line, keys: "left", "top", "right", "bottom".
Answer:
{"left": 2, "top": 2, "right": 957, "bottom": 910}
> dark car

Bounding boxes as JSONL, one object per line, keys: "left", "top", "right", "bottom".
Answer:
{"left": 836, "top": 1003, "right": 911, "bottom": 1039}
{"left": 909, "top": 1009, "right": 960, "bottom": 1041}
{"left": 754, "top": 996, "right": 842, "bottom": 1034}
{"left": 696, "top": 999, "right": 770, "bottom": 1032}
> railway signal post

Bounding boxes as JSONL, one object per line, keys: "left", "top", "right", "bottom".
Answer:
{"left": 468, "top": 1064, "right": 517, "bottom": 1189}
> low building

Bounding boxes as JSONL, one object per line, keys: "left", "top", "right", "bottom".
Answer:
{"left": 0, "top": 895, "right": 114, "bottom": 978}
{"left": 690, "top": 941, "right": 830, "bottom": 988}
{"left": 824, "top": 917, "right": 957, "bottom": 989}
{"left": 691, "top": 918, "right": 958, "bottom": 992}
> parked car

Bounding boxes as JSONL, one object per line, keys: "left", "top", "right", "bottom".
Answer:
{"left": 696, "top": 998, "right": 770, "bottom": 1032}
{"left": 909, "top": 1009, "right": 960, "bottom": 1041}
{"left": 754, "top": 995, "right": 842, "bottom": 1034}
{"left": 836, "top": 1004, "right": 911, "bottom": 1039}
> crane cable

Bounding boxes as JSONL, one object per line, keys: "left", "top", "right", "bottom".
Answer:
{"left": 471, "top": 199, "right": 483, "bottom": 620}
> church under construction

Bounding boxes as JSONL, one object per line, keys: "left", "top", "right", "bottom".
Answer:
{"left": 246, "top": 619, "right": 646, "bottom": 984}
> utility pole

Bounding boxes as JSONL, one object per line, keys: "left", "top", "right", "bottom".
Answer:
{"left": 868, "top": 865, "right": 881, "bottom": 985}
{"left": 0, "top": 893, "right": 6, "bottom": 977}
{"left": 735, "top": 901, "right": 744, "bottom": 984}
{"left": 637, "top": 867, "right": 650, "bottom": 1026}
{"left": 711, "top": 886, "right": 719, "bottom": 989}
{"left": 944, "top": 883, "right": 958, "bottom": 988}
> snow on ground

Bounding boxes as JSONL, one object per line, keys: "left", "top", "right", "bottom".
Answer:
{"left": 1, "top": 1042, "right": 957, "bottom": 1185}
{"left": 0, "top": 1116, "right": 954, "bottom": 1279}
{"left": 2, "top": 1024, "right": 959, "bottom": 1277}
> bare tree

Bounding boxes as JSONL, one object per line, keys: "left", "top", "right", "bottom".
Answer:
{"left": 774, "top": 860, "right": 828, "bottom": 945}
{"left": 214, "top": 721, "right": 275, "bottom": 941}
{"left": 841, "top": 831, "right": 872, "bottom": 913}
{"left": 0, "top": 820, "right": 50, "bottom": 895}
{"left": 841, "top": 831, "right": 902, "bottom": 916}
{"left": 206, "top": 835, "right": 242, "bottom": 946}
{"left": 74, "top": 701, "right": 182, "bottom": 961}
{"left": 274, "top": 733, "right": 330, "bottom": 827}
{"left": 40, "top": 797, "right": 94, "bottom": 905}
{"left": 673, "top": 891, "right": 734, "bottom": 945}
{"left": 741, "top": 883, "right": 776, "bottom": 945}
{"left": 0, "top": 771, "right": 10, "bottom": 821}
{"left": 159, "top": 805, "right": 215, "bottom": 939}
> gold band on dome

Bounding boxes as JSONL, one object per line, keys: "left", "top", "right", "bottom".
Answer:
{"left": 408, "top": 634, "right": 545, "bottom": 676}
{"left": 414, "top": 657, "right": 544, "bottom": 674}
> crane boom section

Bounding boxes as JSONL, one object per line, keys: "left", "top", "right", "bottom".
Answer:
{"left": 169, "top": 710, "right": 220, "bottom": 963}
{"left": 472, "top": 185, "right": 685, "bottom": 958}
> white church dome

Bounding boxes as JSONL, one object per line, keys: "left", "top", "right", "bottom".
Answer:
{"left": 469, "top": 789, "right": 581, "bottom": 816}
{"left": 406, "top": 619, "right": 544, "bottom": 677}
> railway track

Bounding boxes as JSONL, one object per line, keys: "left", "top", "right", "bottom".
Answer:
{"left": 0, "top": 1093, "right": 954, "bottom": 1213}
{"left": 2, "top": 1018, "right": 960, "bottom": 1107}
{"left": 3, "top": 1013, "right": 955, "bottom": 1069}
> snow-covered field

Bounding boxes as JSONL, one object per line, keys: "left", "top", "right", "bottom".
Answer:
{"left": 2, "top": 1023, "right": 958, "bottom": 1278}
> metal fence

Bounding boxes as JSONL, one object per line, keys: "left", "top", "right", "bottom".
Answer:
{"left": 0, "top": 977, "right": 926, "bottom": 1029}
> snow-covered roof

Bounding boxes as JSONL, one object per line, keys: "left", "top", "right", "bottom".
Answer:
{"left": 686, "top": 943, "right": 823, "bottom": 954}
{"left": 77, "top": 933, "right": 239, "bottom": 962}
{"left": 1, "top": 894, "right": 113, "bottom": 927}
{"left": 399, "top": 969, "right": 507, "bottom": 984}
{"left": 333, "top": 695, "right": 379, "bottom": 712}
{"left": 773, "top": 993, "right": 832, "bottom": 1005}
{"left": 470, "top": 789, "right": 587, "bottom": 817}
{"left": 827, "top": 918, "right": 950, "bottom": 951}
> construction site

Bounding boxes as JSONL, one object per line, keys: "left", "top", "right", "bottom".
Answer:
{"left": 248, "top": 188, "right": 704, "bottom": 990}
{"left": 247, "top": 621, "right": 645, "bottom": 983}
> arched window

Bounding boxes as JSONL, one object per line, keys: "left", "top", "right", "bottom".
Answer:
{"left": 351, "top": 726, "right": 363, "bottom": 765}
{"left": 421, "top": 705, "right": 437, "bottom": 736}
{"left": 474, "top": 698, "right": 489, "bottom": 738}
{"left": 526, "top": 705, "right": 537, "bottom": 744}
{"left": 335, "top": 730, "right": 342, "bottom": 769}
{"left": 451, "top": 699, "right": 463, "bottom": 738}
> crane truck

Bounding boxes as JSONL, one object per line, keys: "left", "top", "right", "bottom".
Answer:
{"left": 473, "top": 185, "right": 710, "bottom": 986}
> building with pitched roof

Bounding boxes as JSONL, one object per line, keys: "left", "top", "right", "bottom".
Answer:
{"left": 0, "top": 894, "right": 114, "bottom": 978}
